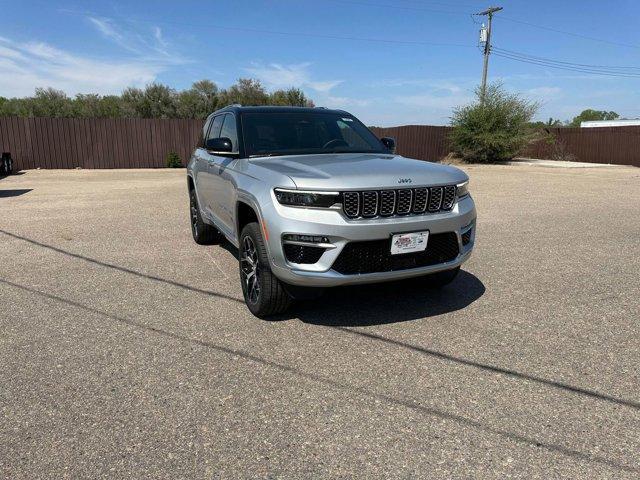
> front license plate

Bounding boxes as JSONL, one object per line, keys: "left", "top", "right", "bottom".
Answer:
{"left": 390, "top": 231, "right": 429, "bottom": 255}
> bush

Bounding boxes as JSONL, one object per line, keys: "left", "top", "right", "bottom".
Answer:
{"left": 450, "top": 83, "right": 539, "bottom": 163}
{"left": 166, "top": 151, "right": 182, "bottom": 168}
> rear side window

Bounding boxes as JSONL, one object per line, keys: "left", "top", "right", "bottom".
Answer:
{"left": 207, "top": 115, "right": 225, "bottom": 141}
{"left": 220, "top": 114, "right": 239, "bottom": 152}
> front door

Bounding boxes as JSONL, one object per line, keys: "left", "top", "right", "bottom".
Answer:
{"left": 209, "top": 113, "right": 240, "bottom": 235}
{"left": 198, "top": 114, "right": 225, "bottom": 223}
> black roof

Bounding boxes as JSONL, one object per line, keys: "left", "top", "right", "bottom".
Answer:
{"left": 212, "top": 105, "right": 349, "bottom": 115}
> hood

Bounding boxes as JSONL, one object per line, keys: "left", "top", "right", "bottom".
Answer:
{"left": 249, "top": 153, "right": 468, "bottom": 190}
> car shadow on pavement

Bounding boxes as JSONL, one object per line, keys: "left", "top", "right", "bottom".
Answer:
{"left": 220, "top": 241, "right": 484, "bottom": 325}
{"left": 289, "top": 270, "right": 485, "bottom": 326}
{"left": 0, "top": 188, "right": 32, "bottom": 197}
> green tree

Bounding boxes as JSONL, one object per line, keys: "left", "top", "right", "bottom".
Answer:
{"left": 31, "top": 88, "right": 73, "bottom": 117}
{"left": 218, "top": 78, "right": 269, "bottom": 106}
{"left": 529, "top": 117, "right": 564, "bottom": 129}
{"left": 450, "top": 83, "right": 539, "bottom": 163}
{"left": 269, "top": 87, "right": 314, "bottom": 106}
{"left": 569, "top": 109, "right": 619, "bottom": 127}
{"left": 176, "top": 80, "right": 219, "bottom": 118}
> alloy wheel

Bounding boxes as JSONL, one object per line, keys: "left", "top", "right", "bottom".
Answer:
{"left": 240, "top": 235, "right": 260, "bottom": 304}
{"left": 190, "top": 193, "right": 199, "bottom": 234}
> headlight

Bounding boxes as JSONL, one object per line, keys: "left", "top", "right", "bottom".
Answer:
{"left": 456, "top": 181, "right": 469, "bottom": 198}
{"left": 274, "top": 188, "right": 341, "bottom": 208}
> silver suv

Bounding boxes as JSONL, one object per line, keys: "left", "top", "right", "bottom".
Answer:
{"left": 187, "top": 106, "right": 476, "bottom": 317}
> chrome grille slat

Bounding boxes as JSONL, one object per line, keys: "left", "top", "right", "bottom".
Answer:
{"left": 343, "top": 191, "right": 360, "bottom": 218}
{"left": 428, "top": 187, "right": 443, "bottom": 212}
{"left": 361, "top": 191, "right": 378, "bottom": 217}
{"left": 379, "top": 190, "right": 396, "bottom": 216}
{"left": 413, "top": 187, "right": 428, "bottom": 213}
{"left": 342, "top": 185, "right": 457, "bottom": 218}
{"left": 442, "top": 185, "right": 456, "bottom": 210}
{"left": 396, "top": 189, "right": 412, "bottom": 214}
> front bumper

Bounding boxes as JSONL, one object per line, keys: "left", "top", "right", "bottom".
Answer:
{"left": 264, "top": 195, "right": 477, "bottom": 287}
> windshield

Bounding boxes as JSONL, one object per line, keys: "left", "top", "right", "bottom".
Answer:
{"left": 241, "top": 111, "right": 388, "bottom": 157}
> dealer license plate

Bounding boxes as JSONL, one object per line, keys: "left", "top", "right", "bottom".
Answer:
{"left": 390, "top": 231, "right": 429, "bottom": 255}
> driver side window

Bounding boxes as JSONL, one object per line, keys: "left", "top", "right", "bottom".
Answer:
{"left": 220, "top": 114, "right": 238, "bottom": 152}
{"left": 207, "top": 115, "right": 224, "bottom": 142}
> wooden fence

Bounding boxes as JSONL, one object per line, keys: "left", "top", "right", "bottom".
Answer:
{"left": 522, "top": 126, "right": 640, "bottom": 167}
{"left": 1, "top": 117, "right": 639, "bottom": 169}
{"left": 0, "top": 117, "right": 202, "bottom": 170}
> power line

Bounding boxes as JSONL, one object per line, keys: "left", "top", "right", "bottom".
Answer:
{"left": 492, "top": 47, "right": 640, "bottom": 71}
{"left": 63, "top": 10, "right": 475, "bottom": 48}
{"left": 499, "top": 15, "right": 640, "bottom": 50}
{"left": 324, "top": 0, "right": 470, "bottom": 15}
{"left": 492, "top": 52, "right": 640, "bottom": 78}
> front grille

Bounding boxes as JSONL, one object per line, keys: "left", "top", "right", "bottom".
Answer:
{"left": 342, "top": 186, "right": 456, "bottom": 219}
{"left": 331, "top": 232, "right": 460, "bottom": 275}
{"left": 283, "top": 244, "right": 325, "bottom": 264}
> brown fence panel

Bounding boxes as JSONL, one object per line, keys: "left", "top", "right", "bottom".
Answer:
{"left": 370, "top": 125, "right": 453, "bottom": 162}
{"left": 2, "top": 118, "right": 639, "bottom": 169}
{"left": 523, "top": 126, "right": 640, "bottom": 166}
{"left": 0, "top": 117, "right": 204, "bottom": 170}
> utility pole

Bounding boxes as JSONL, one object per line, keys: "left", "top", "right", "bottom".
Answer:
{"left": 478, "top": 6, "right": 503, "bottom": 103}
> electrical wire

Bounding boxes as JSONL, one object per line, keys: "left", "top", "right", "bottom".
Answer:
{"left": 492, "top": 52, "right": 640, "bottom": 78}
{"left": 492, "top": 47, "right": 640, "bottom": 71}
{"left": 498, "top": 15, "right": 640, "bottom": 50}
{"left": 62, "top": 10, "right": 475, "bottom": 49}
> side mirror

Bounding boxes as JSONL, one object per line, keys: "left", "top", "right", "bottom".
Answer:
{"left": 205, "top": 137, "right": 233, "bottom": 153}
{"left": 380, "top": 137, "right": 396, "bottom": 154}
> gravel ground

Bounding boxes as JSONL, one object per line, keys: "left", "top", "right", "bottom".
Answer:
{"left": 1, "top": 165, "right": 639, "bottom": 479}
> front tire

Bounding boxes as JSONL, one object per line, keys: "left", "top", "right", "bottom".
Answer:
{"left": 189, "top": 188, "right": 223, "bottom": 245}
{"left": 239, "top": 222, "right": 292, "bottom": 318}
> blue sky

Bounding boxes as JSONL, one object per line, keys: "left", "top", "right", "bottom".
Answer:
{"left": 1, "top": 0, "right": 640, "bottom": 125}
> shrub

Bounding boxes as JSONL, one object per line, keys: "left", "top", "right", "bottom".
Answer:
{"left": 166, "top": 151, "right": 182, "bottom": 168}
{"left": 450, "top": 83, "right": 539, "bottom": 163}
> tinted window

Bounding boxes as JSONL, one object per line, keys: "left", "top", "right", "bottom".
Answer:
{"left": 241, "top": 112, "right": 386, "bottom": 157}
{"left": 207, "top": 115, "right": 224, "bottom": 141}
{"left": 220, "top": 114, "right": 238, "bottom": 151}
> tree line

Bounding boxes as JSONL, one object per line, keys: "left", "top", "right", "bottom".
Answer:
{"left": 0, "top": 78, "right": 314, "bottom": 119}
{"left": 530, "top": 109, "right": 621, "bottom": 129}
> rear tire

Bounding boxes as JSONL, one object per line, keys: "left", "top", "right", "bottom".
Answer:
{"left": 239, "top": 222, "right": 292, "bottom": 318}
{"left": 424, "top": 266, "right": 460, "bottom": 288}
{"left": 189, "top": 188, "right": 223, "bottom": 245}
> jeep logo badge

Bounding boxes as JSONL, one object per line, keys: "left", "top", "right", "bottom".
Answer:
{"left": 398, "top": 178, "right": 412, "bottom": 184}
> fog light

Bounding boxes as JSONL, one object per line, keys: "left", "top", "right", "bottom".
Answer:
{"left": 461, "top": 227, "right": 473, "bottom": 246}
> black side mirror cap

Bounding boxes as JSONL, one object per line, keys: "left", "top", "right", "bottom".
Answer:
{"left": 380, "top": 137, "right": 396, "bottom": 154}
{"left": 205, "top": 137, "right": 233, "bottom": 153}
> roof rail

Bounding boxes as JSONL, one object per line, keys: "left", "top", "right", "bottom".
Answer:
{"left": 314, "top": 106, "right": 327, "bottom": 109}
{"left": 223, "top": 103, "right": 242, "bottom": 108}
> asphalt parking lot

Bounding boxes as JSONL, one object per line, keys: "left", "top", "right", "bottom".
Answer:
{"left": 1, "top": 164, "right": 639, "bottom": 479}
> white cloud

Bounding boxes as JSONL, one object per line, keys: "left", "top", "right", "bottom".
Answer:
{"left": 0, "top": 37, "right": 165, "bottom": 97}
{"left": 526, "top": 86, "right": 562, "bottom": 98}
{"left": 395, "top": 91, "right": 473, "bottom": 110}
{"left": 323, "top": 96, "right": 371, "bottom": 108}
{"left": 244, "top": 62, "right": 342, "bottom": 92}
{"left": 88, "top": 17, "right": 140, "bottom": 54}
{"left": 154, "top": 27, "right": 168, "bottom": 48}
